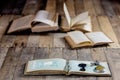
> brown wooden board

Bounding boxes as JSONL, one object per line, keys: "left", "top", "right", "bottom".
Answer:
{"left": 22, "top": 0, "right": 44, "bottom": 15}
{"left": 0, "top": 0, "right": 120, "bottom": 80}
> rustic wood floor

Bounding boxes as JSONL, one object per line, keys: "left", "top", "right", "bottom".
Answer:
{"left": 0, "top": 0, "right": 120, "bottom": 80}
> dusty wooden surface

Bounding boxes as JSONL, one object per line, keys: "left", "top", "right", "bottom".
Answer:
{"left": 0, "top": 0, "right": 120, "bottom": 80}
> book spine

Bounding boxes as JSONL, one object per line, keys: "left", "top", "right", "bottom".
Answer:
{"left": 65, "top": 60, "right": 71, "bottom": 75}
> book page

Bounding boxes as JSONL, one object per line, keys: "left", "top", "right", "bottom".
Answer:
{"left": 32, "top": 10, "right": 56, "bottom": 26}
{"left": 26, "top": 58, "right": 67, "bottom": 72}
{"left": 85, "top": 32, "right": 113, "bottom": 45}
{"left": 8, "top": 15, "right": 34, "bottom": 34}
{"left": 67, "top": 31, "right": 91, "bottom": 44}
{"left": 71, "top": 11, "right": 89, "bottom": 27}
{"left": 68, "top": 60, "right": 111, "bottom": 76}
{"left": 76, "top": 16, "right": 92, "bottom": 32}
{"left": 63, "top": 3, "right": 71, "bottom": 27}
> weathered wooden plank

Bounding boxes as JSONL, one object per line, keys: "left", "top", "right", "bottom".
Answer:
{"left": 0, "top": 35, "right": 16, "bottom": 47}
{"left": 98, "top": 16, "right": 120, "bottom": 48}
{"left": 0, "top": 15, "right": 21, "bottom": 47}
{"left": 63, "top": 48, "right": 77, "bottom": 60}
{"left": 105, "top": 48, "right": 120, "bottom": 80}
{"left": 45, "top": 0, "right": 56, "bottom": 13}
{"left": 65, "top": 0, "right": 76, "bottom": 18}
{"left": 34, "top": 47, "right": 49, "bottom": 59}
{"left": 52, "top": 33, "right": 66, "bottom": 48}
{"left": 0, "top": 47, "right": 9, "bottom": 69}
{"left": 22, "top": 0, "right": 44, "bottom": 15}
{"left": 13, "top": 48, "right": 36, "bottom": 80}
{"left": 0, "top": 15, "right": 12, "bottom": 41}
{"left": 0, "top": 47, "right": 22, "bottom": 80}
{"left": 101, "top": 0, "right": 116, "bottom": 17}
{"left": 49, "top": 48, "right": 63, "bottom": 58}
{"left": 107, "top": 16, "right": 120, "bottom": 44}
{"left": 74, "top": 0, "right": 85, "bottom": 15}
{"left": 92, "top": 0, "right": 105, "bottom": 16}
{"left": 91, "top": 48, "right": 106, "bottom": 61}
{"left": 84, "top": 0, "right": 96, "bottom": 16}
{"left": 110, "top": 0, "right": 120, "bottom": 15}
{"left": 77, "top": 48, "right": 93, "bottom": 61}
{"left": 84, "top": 0, "right": 101, "bottom": 31}
{"left": 39, "top": 34, "right": 53, "bottom": 48}
{"left": 27, "top": 35, "right": 40, "bottom": 47}
{"left": 13, "top": 35, "right": 29, "bottom": 47}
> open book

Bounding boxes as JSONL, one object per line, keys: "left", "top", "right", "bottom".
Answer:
{"left": 7, "top": 10, "right": 59, "bottom": 33}
{"left": 65, "top": 31, "right": 113, "bottom": 49}
{"left": 24, "top": 58, "right": 111, "bottom": 76}
{"left": 62, "top": 3, "right": 92, "bottom": 32}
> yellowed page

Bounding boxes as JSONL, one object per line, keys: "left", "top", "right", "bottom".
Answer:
{"left": 85, "top": 32, "right": 113, "bottom": 45}
{"left": 32, "top": 10, "right": 57, "bottom": 26}
{"left": 71, "top": 11, "right": 88, "bottom": 27}
{"left": 63, "top": 3, "right": 71, "bottom": 27}
{"left": 75, "top": 16, "right": 92, "bottom": 32}
{"left": 67, "top": 31, "right": 91, "bottom": 44}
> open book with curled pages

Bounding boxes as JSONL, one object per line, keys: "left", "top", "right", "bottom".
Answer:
{"left": 24, "top": 58, "right": 111, "bottom": 76}
{"left": 65, "top": 31, "right": 113, "bottom": 49}
{"left": 61, "top": 3, "right": 92, "bottom": 32}
{"left": 7, "top": 10, "right": 59, "bottom": 33}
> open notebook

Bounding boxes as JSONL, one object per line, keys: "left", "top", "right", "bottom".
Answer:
{"left": 62, "top": 3, "right": 92, "bottom": 32}
{"left": 7, "top": 10, "right": 59, "bottom": 33}
{"left": 65, "top": 31, "right": 113, "bottom": 49}
{"left": 24, "top": 58, "right": 111, "bottom": 76}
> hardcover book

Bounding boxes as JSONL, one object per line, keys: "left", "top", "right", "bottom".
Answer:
{"left": 65, "top": 31, "right": 113, "bottom": 49}
{"left": 24, "top": 58, "right": 111, "bottom": 76}
{"left": 7, "top": 10, "right": 59, "bottom": 33}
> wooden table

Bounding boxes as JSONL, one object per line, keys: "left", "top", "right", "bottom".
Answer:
{"left": 0, "top": 0, "right": 120, "bottom": 80}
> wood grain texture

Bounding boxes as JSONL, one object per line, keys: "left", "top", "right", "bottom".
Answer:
{"left": 13, "top": 35, "right": 29, "bottom": 47}
{"left": 84, "top": 0, "right": 96, "bottom": 16}
{"left": 22, "top": 0, "right": 43, "bottom": 15}
{"left": 0, "top": 15, "right": 12, "bottom": 40}
{"left": 49, "top": 48, "right": 63, "bottom": 58}
{"left": 101, "top": 0, "right": 116, "bottom": 17}
{"left": 98, "top": 16, "right": 120, "bottom": 48}
{"left": 92, "top": 0, "right": 105, "bottom": 16}
{"left": 13, "top": 48, "right": 36, "bottom": 80}
{"left": 39, "top": 34, "right": 53, "bottom": 48}
{"left": 0, "top": 0, "right": 120, "bottom": 80}
{"left": 0, "top": 35, "right": 16, "bottom": 47}
{"left": 27, "top": 35, "right": 40, "bottom": 47}
{"left": 52, "top": 33, "right": 66, "bottom": 48}
{"left": 63, "top": 48, "right": 77, "bottom": 60}
{"left": 105, "top": 48, "right": 120, "bottom": 80}
{"left": 0, "top": 47, "right": 9, "bottom": 69}
{"left": 0, "top": 47, "right": 23, "bottom": 80}
{"left": 84, "top": 0, "right": 101, "bottom": 32}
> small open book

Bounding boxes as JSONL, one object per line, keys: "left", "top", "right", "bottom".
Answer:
{"left": 65, "top": 31, "right": 113, "bottom": 49}
{"left": 7, "top": 10, "right": 59, "bottom": 33}
{"left": 62, "top": 3, "right": 92, "bottom": 32}
{"left": 24, "top": 58, "right": 111, "bottom": 76}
